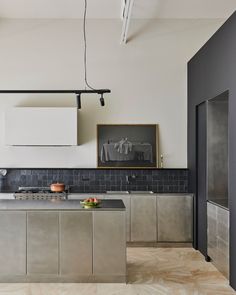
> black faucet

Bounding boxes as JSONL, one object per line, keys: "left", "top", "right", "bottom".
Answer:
{"left": 125, "top": 175, "right": 136, "bottom": 184}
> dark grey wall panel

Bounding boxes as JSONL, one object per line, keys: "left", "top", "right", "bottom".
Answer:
{"left": 196, "top": 102, "right": 207, "bottom": 255}
{"left": 188, "top": 11, "right": 236, "bottom": 289}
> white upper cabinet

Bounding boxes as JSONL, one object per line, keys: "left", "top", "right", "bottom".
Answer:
{"left": 5, "top": 107, "right": 78, "bottom": 146}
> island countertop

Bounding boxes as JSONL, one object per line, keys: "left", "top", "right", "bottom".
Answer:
{"left": 0, "top": 199, "right": 125, "bottom": 211}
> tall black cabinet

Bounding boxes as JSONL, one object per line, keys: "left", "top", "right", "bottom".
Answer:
{"left": 188, "top": 11, "right": 236, "bottom": 290}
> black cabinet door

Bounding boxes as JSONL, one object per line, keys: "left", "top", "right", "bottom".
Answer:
{"left": 196, "top": 102, "right": 207, "bottom": 257}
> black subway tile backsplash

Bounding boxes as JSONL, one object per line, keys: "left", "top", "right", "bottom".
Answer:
{"left": 0, "top": 168, "right": 189, "bottom": 193}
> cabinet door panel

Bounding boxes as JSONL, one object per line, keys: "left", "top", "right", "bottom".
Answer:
{"left": 0, "top": 211, "right": 26, "bottom": 275}
{"left": 93, "top": 211, "right": 126, "bottom": 275}
{"left": 131, "top": 195, "right": 157, "bottom": 242}
{"left": 60, "top": 212, "right": 92, "bottom": 275}
{"left": 207, "top": 202, "right": 229, "bottom": 279}
{"left": 157, "top": 195, "right": 193, "bottom": 242}
{"left": 105, "top": 195, "right": 130, "bottom": 241}
{"left": 27, "top": 212, "right": 59, "bottom": 275}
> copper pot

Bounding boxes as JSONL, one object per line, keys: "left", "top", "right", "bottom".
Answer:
{"left": 50, "top": 183, "right": 65, "bottom": 192}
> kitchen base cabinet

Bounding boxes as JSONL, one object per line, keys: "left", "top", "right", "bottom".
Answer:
{"left": 27, "top": 212, "right": 59, "bottom": 275}
{"left": 70, "top": 194, "right": 131, "bottom": 242}
{"left": 93, "top": 211, "right": 126, "bottom": 276}
{"left": 60, "top": 212, "right": 93, "bottom": 275}
{"left": 131, "top": 194, "right": 157, "bottom": 242}
{"left": 105, "top": 194, "right": 131, "bottom": 242}
{"left": 0, "top": 199, "right": 126, "bottom": 283}
{"left": 157, "top": 194, "right": 193, "bottom": 242}
{"left": 69, "top": 193, "right": 194, "bottom": 245}
{"left": 0, "top": 212, "right": 26, "bottom": 275}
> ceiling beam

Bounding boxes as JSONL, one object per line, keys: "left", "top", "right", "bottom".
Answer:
{"left": 120, "top": 0, "right": 134, "bottom": 44}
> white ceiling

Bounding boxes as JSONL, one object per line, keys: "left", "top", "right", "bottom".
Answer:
{"left": 0, "top": 0, "right": 235, "bottom": 19}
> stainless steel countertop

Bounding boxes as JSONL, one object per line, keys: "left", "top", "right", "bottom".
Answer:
{"left": 0, "top": 199, "right": 125, "bottom": 211}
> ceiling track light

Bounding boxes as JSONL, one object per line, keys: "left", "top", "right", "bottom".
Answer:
{"left": 80, "top": 0, "right": 111, "bottom": 109}
{"left": 100, "top": 93, "right": 105, "bottom": 107}
{"left": 76, "top": 93, "right": 81, "bottom": 109}
{"left": 0, "top": 89, "right": 110, "bottom": 110}
{"left": 0, "top": 1, "right": 111, "bottom": 110}
{"left": 75, "top": 89, "right": 110, "bottom": 109}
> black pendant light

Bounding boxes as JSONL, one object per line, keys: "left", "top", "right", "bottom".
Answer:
{"left": 0, "top": 0, "right": 111, "bottom": 108}
{"left": 77, "top": 0, "right": 111, "bottom": 109}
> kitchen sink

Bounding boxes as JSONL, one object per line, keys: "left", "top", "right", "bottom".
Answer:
{"left": 129, "top": 191, "right": 154, "bottom": 194}
{"left": 106, "top": 191, "right": 154, "bottom": 194}
{"left": 106, "top": 191, "right": 129, "bottom": 194}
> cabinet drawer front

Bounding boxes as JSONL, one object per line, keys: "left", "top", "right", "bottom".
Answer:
{"left": 0, "top": 211, "right": 26, "bottom": 275}
{"left": 60, "top": 212, "right": 93, "bottom": 275}
{"left": 27, "top": 212, "right": 59, "bottom": 275}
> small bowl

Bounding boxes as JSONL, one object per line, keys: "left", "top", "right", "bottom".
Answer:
{"left": 80, "top": 200, "right": 101, "bottom": 209}
{"left": 50, "top": 183, "right": 65, "bottom": 192}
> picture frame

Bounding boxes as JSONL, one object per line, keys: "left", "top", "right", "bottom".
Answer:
{"left": 97, "top": 124, "right": 159, "bottom": 168}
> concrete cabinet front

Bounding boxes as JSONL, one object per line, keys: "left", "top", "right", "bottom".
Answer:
{"left": 27, "top": 211, "right": 96, "bottom": 276}
{"left": 93, "top": 211, "right": 126, "bottom": 276}
{"left": 157, "top": 195, "right": 193, "bottom": 242}
{"left": 70, "top": 194, "right": 131, "bottom": 242}
{"left": 27, "top": 212, "right": 59, "bottom": 275}
{"left": 70, "top": 194, "right": 193, "bottom": 244}
{"left": 104, "top": 195, "right": 131, "bottom": 241}
{"left": 0, "top": 204, "right": 126, "bottom": 283}
{"left": 60, "top": 211, "right": 93, "bottom": 275}
{"left": 131, "top": 195, "right": 157, "bottom": 242}
{"left": 0, "top": 211, "right": 26, "bottom": 275}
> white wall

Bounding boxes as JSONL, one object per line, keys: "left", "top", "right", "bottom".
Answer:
{"left": 0, "top": 19, "right": 224, "bottom": 168}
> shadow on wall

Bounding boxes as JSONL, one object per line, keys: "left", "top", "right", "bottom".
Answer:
{"left": 16, "top": 94, "right": 76, "bottom": 107}
{"left": 127, "top": 17, "right": 220, "bottom": 44}
{"left": 126, "top": 0, "right": 164, "bottom": 43}
{"left": 78, "top": 99, "right": 109, "bottom": 146}
{"left": 128, "top": 19, "right": 161, "bottom": 43}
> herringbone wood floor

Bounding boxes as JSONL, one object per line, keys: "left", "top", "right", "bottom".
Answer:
{"left": 0, "top": 247, "right": 234, "bottom": 295}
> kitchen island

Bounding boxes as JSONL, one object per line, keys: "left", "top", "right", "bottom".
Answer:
{"left": 0, "top": 199, "right": 126, "bottom": 283}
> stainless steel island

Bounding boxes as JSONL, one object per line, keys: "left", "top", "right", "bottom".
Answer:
{"left": 0, "top": 199, "right": 126, "bottom": 283}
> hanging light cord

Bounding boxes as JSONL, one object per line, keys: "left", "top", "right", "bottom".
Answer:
{"left": 83, "top": 0, "right": 95, "bottom": 90}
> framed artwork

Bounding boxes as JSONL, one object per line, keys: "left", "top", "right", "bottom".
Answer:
{"left": 97, "top": 124, "right": 159, "bottom": 168}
